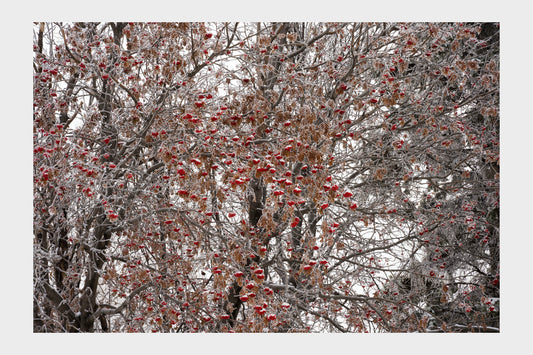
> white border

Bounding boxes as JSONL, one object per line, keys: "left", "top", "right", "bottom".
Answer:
{"left": 2, "top": 1, "right": 530, "bottom": 354}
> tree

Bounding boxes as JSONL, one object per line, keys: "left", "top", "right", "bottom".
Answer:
{"left": 33, "top": 22, "right": 499, "bottom": 333}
